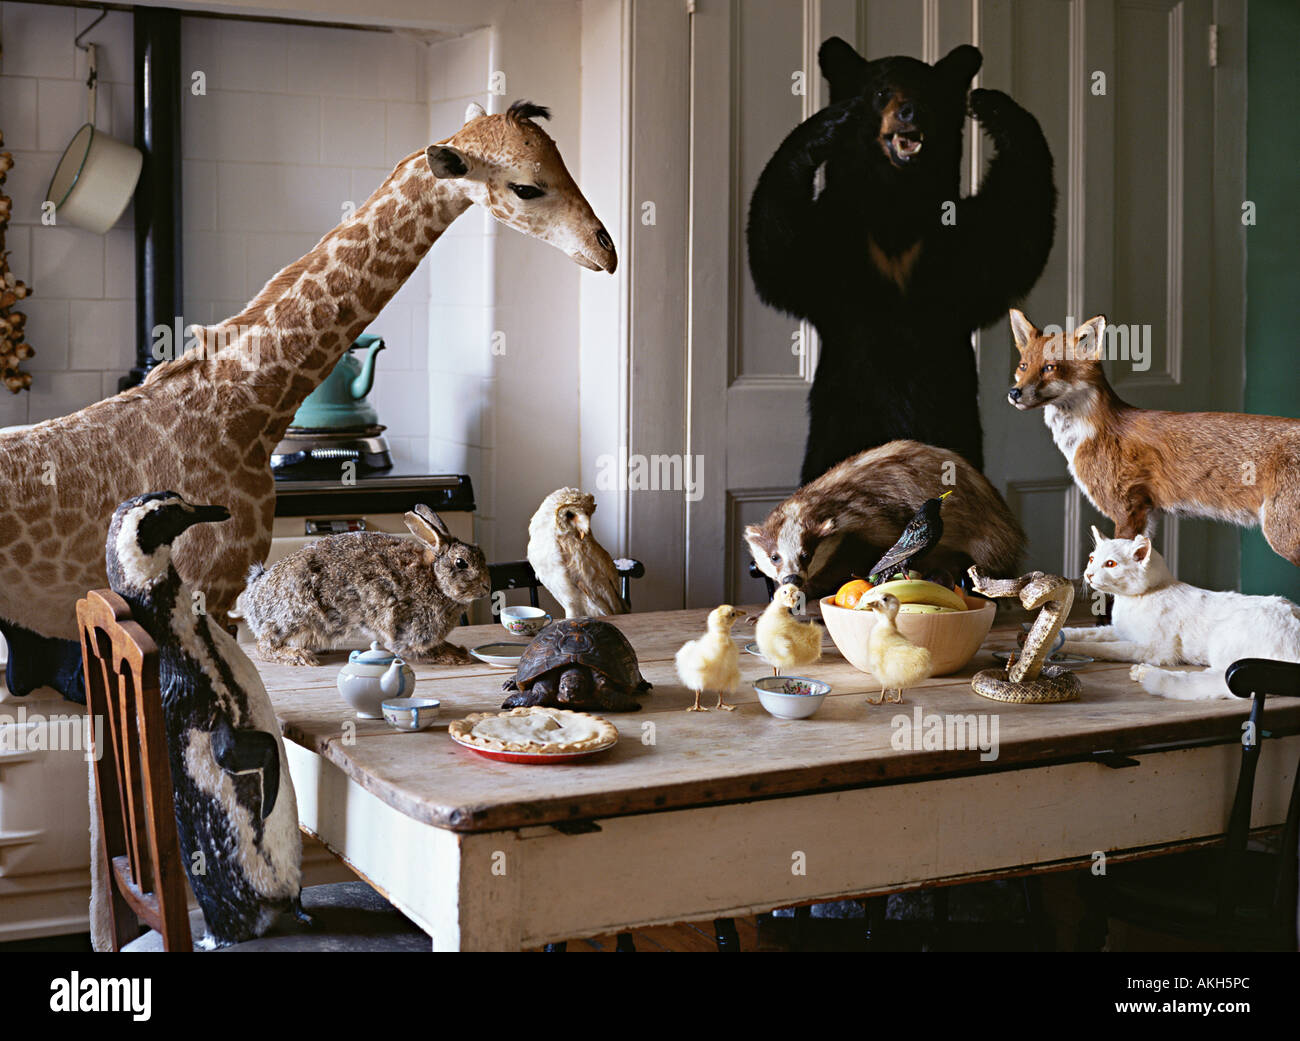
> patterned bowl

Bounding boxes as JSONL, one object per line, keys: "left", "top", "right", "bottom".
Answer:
{"left": 752, "top": 676, "right": 830, "bottom": 719}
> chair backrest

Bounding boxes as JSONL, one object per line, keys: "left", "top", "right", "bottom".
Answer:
{"left": 462, "top": 559, "right": 647, "bottom": 625}
{"left": 1221, "top": 657, "right": 1300, "bottom": 938}
{"left": 78, "top": 589, "right": 193, "bottom": 952}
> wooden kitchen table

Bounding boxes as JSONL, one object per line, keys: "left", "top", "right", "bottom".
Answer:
{"left": 258, "top": 608, "right": 1300, "bottom": 951}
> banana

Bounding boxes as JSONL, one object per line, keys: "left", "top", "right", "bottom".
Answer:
{"left": 898, "top": 603, "right": 962, "bottom": 615}
{"left": 870, "top": 578, "right": 967, "bottom": 612}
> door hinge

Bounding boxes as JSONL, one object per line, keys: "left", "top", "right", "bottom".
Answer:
{"left": 1208, "top": 24, "right": 1219, "bottom": 68}
{"left": 686, "top": 0, "right": 697, "bottom": 13}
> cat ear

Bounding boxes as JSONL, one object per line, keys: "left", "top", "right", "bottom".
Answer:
{"left": 1090, "top": 524, "right": 1106, "bottom": 546}
{"left": 1132, "top": 534, "right": 1151, "bottom": 564}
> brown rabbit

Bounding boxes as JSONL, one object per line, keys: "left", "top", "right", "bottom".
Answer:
{"left": 237, "top": 504, "right": 490, "bottom": 666}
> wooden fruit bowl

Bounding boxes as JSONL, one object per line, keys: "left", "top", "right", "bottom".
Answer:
{"left": 819, "top": 594, "right": 995, "bottom": 676}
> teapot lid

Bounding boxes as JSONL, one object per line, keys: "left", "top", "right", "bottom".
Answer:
{"left": 349, "top": 641, "right": 397, "bottom": 665}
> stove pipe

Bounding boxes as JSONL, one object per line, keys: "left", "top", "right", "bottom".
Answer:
{"left": 122, "top": 6, "right": 183, "bottom": 391}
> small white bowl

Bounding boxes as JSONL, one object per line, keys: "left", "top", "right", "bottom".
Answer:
{"left": 500, "top": 605, "right": 551, "bottom": 637}
{"left": 753, "top": 676, "right": 830, "bottom": 719}
{"left": 381, "top": 697, "right": 441, "bottom": 732}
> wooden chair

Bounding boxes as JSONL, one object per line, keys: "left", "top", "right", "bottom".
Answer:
{"left": 1080, "top": 657, "right": 1300, "bottom": 951}
{"left": 462, "top": 557, "right": 647, "bottom": 626}
{"left": 78, "top": 589, "right": 430, "bottom": 952}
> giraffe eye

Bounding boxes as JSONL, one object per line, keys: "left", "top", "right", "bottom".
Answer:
{"left": 509, "top": 183, "right": 544, "bottom": 200}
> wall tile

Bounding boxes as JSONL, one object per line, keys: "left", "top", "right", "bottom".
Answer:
{"left": 183, "top": 159, "right": 217, "bottom": 232}
{"left": 215, "top": 19, "right": 289, "bottom": 94}
{"left": 69, "top": 299, "right": 135, "bottom": 371}
{"left": 438, "top": 29, "right": 490, "bottom": 98}
{"left": 184, "top": 231, "right": 247, "bottom": 302}
{"left": 104, "top": 228, "right": 134, "bottom": 299}
{"left": 384, "top": 102, "right": 428, "bottom": 168}
{"left": 4, "top": 150, "right": 53, "bottom": 226}
{"left": 214, "top": 162, "right": 350, "bottom": 235}
{"left": 0, "top": 387, "right": 30, "bottom": 428}
{"left": 26, "top": 371, "right": 103, "bottom": 423}
{"left": 30, "top": 225, "right": 104, "bottom": 298}
{"left": 322, "top": 96, "right": 388, "bottom": 166}
{"left": 0, "top": 76, "right": 38, "bottom": 151}
{"left": 17, "top": 299, "right": 69, "bottom": 371}
{"left": 183, "top": 90, "right": 319, "bottom": 164}
{"left": 245, "top": 232, "right": 319, "bottom": 293}
{"left": 283, "top": 24, "right": 364, "bottom": 99}
{"left": 1, "top": 3, "right": 76, "bottom": 80}
{"left": 36, "top": 77, "right": 104, "bottom": 152}
{"left": 73, "top": 9, "right": 134, "bottom": 84}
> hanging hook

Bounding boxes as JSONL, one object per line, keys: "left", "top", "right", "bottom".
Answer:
{"left": 74, "top": 8, "right": 109, "bottom": 51}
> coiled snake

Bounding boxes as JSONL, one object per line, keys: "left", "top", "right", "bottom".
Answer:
{"left": 967, "top": 567, "right": 1081, "bottom": 704}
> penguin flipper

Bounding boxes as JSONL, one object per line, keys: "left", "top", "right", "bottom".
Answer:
{"left": 211, "top": 720, "right": 281, "bottom": 820}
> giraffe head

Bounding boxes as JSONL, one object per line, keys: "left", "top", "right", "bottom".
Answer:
{"left": 426, "top": 100, "right": 617, "bottom": 273}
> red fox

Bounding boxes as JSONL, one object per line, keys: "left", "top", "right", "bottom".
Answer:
{"left": 1007, "top": 309, "right": 1300, "bottom": 565}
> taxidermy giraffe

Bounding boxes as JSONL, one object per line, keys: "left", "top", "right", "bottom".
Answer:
{"left": 0, "top": 101, "right": 615, "bottom": 702}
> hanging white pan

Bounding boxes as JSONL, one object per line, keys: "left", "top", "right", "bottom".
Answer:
{"left": 44, "top": 42, "right": 142, "bottom": 235}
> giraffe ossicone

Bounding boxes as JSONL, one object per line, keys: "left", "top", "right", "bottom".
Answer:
{"left": 0, "top": 100, "right": 615, "bottom": 701}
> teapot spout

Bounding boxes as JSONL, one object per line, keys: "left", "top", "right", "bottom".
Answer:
{"left": 379, "top": 658, "right": 409, "bottom": 698}
{"left": 349, "top": 334, "right": 385, "bottom": 399}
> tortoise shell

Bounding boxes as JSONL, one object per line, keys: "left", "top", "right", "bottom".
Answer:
{"left": 515, "top": 618, "right": 648, "bottom": 691}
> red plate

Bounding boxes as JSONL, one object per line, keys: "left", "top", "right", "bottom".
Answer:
{"left": 448, "top": 731, "right": 618, "bottom": 764}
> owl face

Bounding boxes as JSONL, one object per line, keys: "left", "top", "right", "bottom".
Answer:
{"left": 557, "top": 504, "right": 592, "bottom": 540}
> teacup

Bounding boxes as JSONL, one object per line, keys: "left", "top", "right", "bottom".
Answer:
{"left": 500, "top": 605, "right": 551, "bottom": 637}
{"left": 381, "top": 697, "right": 441, "bottom": 732}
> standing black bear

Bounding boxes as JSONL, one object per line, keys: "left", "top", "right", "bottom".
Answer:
{"left": 747, "top": 38, "right": 1056, "bottom": 484}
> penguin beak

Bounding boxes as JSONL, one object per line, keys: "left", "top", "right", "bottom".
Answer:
{"left": 191, "top": 504, "right": 231, "bottom": 526}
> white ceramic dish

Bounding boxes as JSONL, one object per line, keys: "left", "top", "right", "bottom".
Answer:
{"left": 752, "top": 675, "right": 830, "bottom": 719}
{"left": 470, "top": 642, "right": 530, "bottom": 668}
{"left": 382, "top": 697, "right": 441, "bottom": 732}
{"left": 991, "top": 650, "right": 1094, "bottom": 669}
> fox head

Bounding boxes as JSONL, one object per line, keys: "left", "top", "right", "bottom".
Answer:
{"left": 1006, "top": 309, "right": 1107, "bottom": 410}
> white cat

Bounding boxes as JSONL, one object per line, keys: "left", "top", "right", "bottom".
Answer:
{"left": 1061, "top": 526, "right": 1300, "bottom": 701}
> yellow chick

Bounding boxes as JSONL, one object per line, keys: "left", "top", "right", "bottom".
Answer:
{"left": 675, "top": 605, "right": 744, "bottom": 712}
{"left": 865, "top": 593, "right": 933, "bottom": 704}
{"left": 755, "top": 584, "right": 823, "bottom": 676}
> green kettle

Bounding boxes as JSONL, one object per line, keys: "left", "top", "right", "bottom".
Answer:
{"left": 290, "top": 334, "right": 385, "bottom": 430}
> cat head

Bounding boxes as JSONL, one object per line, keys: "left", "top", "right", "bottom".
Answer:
{"left": 1083, "top": 526, "right": 1167, "bottom": 595}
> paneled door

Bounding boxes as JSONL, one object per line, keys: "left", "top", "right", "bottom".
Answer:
{"left": 675, "top": 0, "right": 1245, "bottom": 606}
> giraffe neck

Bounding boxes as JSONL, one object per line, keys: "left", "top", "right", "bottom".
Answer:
{"left": 195, "top": 150, "right": 471, "bottom": 436}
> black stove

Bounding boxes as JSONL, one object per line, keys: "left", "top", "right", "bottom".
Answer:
{"left": 273, "top": 467, "right": 476, "bottom": 518}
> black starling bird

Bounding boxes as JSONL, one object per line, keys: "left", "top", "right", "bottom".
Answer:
{"left": 868, "top": 491, "right": 953, "bottom": 584}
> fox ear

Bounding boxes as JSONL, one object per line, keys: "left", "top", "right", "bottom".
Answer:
{"left": 743, "top": 524, "right": 763, "bottom": 545}
{"left": 1090, "top": 524, "right": 1106, "bottom": 546}
{"left": 1132, "top": 534, "right": 1152, "bottom": 564}
{"left": 1009, "top": 309, "right": 1038, "bottom": 352}
{"left": 1073, "top": 315, "right": 1107, "bottom": 361}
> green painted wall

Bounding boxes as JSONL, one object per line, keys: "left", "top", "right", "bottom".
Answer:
{"left": 1241, "top": 0, "right": 1300, "bottom": 599}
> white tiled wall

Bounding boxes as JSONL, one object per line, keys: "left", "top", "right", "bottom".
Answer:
{"left": 180, "top": 15, "right": 435, "bottom": 469}
{"left": 0, "top": 2, "right": 135, "bottom": 425}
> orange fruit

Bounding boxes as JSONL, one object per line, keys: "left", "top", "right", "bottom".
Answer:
{"left": 834, "top": 579, "right": 874, "bottom": 608}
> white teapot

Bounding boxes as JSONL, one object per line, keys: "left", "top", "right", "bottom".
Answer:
{"left": 337, "top": 643, "right": 415, "bottom": 719}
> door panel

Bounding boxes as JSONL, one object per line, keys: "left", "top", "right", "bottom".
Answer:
{"left": 677, "top": 0, "right": 1244, "bottom": 608}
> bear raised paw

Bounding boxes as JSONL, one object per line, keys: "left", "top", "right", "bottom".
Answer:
{"left": 747, "top": 37, "right": 1056, "bottom": 484}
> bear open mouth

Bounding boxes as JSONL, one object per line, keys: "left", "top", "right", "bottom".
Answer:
{"left": 889, "top": 131, "right": 924, "bottom": 162}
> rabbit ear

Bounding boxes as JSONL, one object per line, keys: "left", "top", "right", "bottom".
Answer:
{"left": 405, "top": 508, "right": 448, "bottom": 547}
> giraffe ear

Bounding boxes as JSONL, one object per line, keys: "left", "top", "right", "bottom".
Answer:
{"left": 426, "top": 144, "right": 472, "bottom": 179}
{"left": 464, "top": 102, "right": 486, "bottom": 123}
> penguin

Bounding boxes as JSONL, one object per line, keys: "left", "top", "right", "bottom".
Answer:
{"left": 104, "top": 491, "right": 304, "bottom": 948}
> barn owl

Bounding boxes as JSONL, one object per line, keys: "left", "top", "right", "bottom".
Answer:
{"left": 527, "top": 488, "right": 627, "bottom": 618}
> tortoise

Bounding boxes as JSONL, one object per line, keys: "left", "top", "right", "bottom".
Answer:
{"left": 502, "top": 618, "right": 651, "bottom": 712}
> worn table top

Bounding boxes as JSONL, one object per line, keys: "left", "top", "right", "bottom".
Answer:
{"left": 259, "top": 607, "right": 1300, "bottom": 833}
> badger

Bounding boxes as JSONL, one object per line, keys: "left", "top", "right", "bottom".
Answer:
{"left": 745, "top": 440, "right": 1025, "bottom": 597}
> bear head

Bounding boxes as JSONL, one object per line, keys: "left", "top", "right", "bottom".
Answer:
{"left": 819, "top": 37, "right": 981, "bottom": 176}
